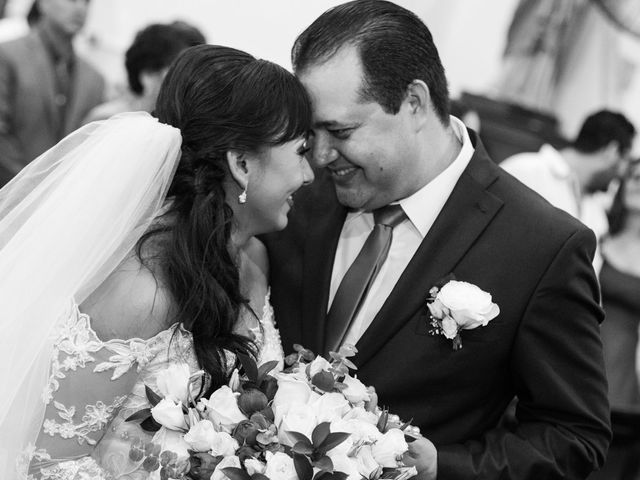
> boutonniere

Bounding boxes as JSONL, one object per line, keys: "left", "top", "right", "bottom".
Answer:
{"left": 427, "top": 277, "right": 500, "bottom": 350}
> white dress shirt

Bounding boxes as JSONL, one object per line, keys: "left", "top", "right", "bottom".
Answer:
{"left": 332, "top": 116, "right": 475, "bottom": 346}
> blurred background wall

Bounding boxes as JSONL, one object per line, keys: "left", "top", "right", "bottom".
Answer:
{"left": 3, "top": 0, "right": 640, "bottom": 147}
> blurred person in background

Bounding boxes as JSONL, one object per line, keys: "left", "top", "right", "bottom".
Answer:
{"left": 592, "top": 159, "right": 640, "bottom": 480}
{"left": 500, "top": 110, "right": 636, "bottom": 273}
{"left": 84, "top": 21, "right": 205, "bottom": 123}
{"left": 0, "top": 0, "right": 105, "bottom": 186}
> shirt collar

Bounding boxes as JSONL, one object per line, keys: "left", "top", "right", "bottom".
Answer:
{"left": 398, "top": 116, "right": 474, "bottom": 237}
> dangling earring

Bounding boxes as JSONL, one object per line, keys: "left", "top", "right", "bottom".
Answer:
{"left": 238, "top": 186, "right": 247, "bottom": 204}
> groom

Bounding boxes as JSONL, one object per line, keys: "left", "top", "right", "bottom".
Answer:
{"left": 264, "top": 1, "right": 610, "bottom": 479}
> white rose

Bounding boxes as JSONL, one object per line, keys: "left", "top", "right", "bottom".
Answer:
{"left": 210, "top": 455, "right": 241, "bottom": 480}
{"left": 278, "top": 402, "right": 318, "bottom": 446}
{"left": 273, "top": 375, "right": 313, "bottom": 413}
{"left": 244, "top": 457, "right": 266, "bottom": 476}
{"left": 427, "top": 298, "right": 447, "bottom": 319}
{"left": 371, "top": 429, "right": 408, "bottom": 468}
{"left": 331, "top": 418, "right": 381, "bottom": 446}
{"left": 209, "top": 430, "right": 239, "bottom": 457}
{"left": 312, "top": 392, "right": 351, "bottom": 423}
{"left": 308, "top": 355, "right": 332, "bottom": 378}
{"left": 341, "top": 375, "right": 370, "bottom": 405}
{"left": 343, "top": 407, "right": 379, "bottom": 425}
{"left": 150, "top": 398, "right": 187, "bottom": 431}
{"left": 155, "top": 363, "right": 192, "bottom": 404}
{"left": 327, "top": 451, "right": 360, "bottom": 480}
{"left": 441, "top": 316, "right": 459, "bottom": 340}
{"left": 157, "top": 427, "right": 191, "bottom": 460}
{"left": 184, "top": 419, "right": 217, "bottom": 452}
{"left": 264, "top": 451, "right": 298, "bottom": 480}
{"left": 437, "top": 281, "right": 500, "bottom": 329}
{"left": 201, "top": 385, "right": 246, "bottom": 430}
{"left": 356, "top": 445, "right": 382, "bottom": 478}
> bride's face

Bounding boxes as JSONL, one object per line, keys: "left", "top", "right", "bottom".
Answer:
{"left": 244, "top": 137, "right": 314, "bottom": 234}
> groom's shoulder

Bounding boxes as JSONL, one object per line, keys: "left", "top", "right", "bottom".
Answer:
{"left": 490, "top": 159, "right": 592, "bottom": 242}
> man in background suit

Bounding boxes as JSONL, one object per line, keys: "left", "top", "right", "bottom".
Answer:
{"left": 264, "top": 1, "right": 610, "bottom": 478}
{"left": 0, "top": 0, "right": 104, "bottom": 185}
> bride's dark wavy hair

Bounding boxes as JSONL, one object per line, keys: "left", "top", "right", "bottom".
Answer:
{"left": 141, "top": 45, "right": 311, "bottom": 393}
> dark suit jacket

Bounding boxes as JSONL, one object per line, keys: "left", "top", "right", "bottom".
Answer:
{"left": 0, "top": 31, "right": 105, "bottom": 184}
{"left": 263, "top": 132, "right": 611, "bottom": 479}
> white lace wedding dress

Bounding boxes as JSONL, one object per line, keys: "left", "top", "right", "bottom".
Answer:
{"left": 19, "top": 293, "right": 284, "bottom": 480}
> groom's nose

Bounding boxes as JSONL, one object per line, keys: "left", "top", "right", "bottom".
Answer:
{"left": 311, "top": 132, "right": 339, "bottom": 168}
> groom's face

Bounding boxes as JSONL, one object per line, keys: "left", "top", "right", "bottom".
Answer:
{"left": 299, "top": 46, "right": 422, "bottom": 211}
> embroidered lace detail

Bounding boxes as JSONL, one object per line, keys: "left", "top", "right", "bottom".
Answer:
{"left": 252, "top": 289, "right": 285, "bottom": 370}
{"left": 37, "top": 457, "right": 112, "bottom": 480}
{"left": 43, "top": 303, "right": 175, "bottom": 403}
{"left": 42, "top": 396, "right": 127, "bottom": 446}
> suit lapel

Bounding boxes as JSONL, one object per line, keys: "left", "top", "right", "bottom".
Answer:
{"left": 301, "top": 183, "right": 347, "bottom": 354}
{"left": 354, "top": 142, "right": 504, "bottom": 367}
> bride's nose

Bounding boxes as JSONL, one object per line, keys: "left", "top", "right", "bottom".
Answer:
{"left": 301, "top": 158, "right": 315, "bottom": 186}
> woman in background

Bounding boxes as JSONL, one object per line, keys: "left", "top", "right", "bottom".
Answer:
{"left": 596, "top": 159, "right": 640, "bottom": 480}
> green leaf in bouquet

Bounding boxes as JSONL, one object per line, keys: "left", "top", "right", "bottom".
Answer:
{"left": 294, "top": 452, "right": 314, "bottom": 480}
{"left": 139, "top": 416, "right": 162, "bottom": 433}
{"left": 257, "top": 360, "right": 279, "bottom": 382}
{"left": 145, "top": 385, "right": 163, "bottom": 407}
{"left": 317, "top": 432, "right": 351, "bottom": 455}
{"left": 262, "top": 376, "right": 279, "bottom": 401}
{"left": 292, "top": 440, "right": 315, "bottom": 456}
{"left": 314, "top": 472, "right": 349, "bottom": 480}
{"left": 312, "top": 371, "right": 335, "bottom": 392}
{"left": 288, "top": 431, "right": 313, "bottom": 449}
{"left": 284, "top": 352, "right": 299, "bottom": 367}
{"left": 124, "top": 407, "right": 152, "bottom": 423}
{"left": 377, "top": 409, "right": 389, "bottom": 432}
{"left": 311, "top": 454, "right": 334, "bottom": 472}
{"left": 222, "top": 466, "right": 251, "bottom": 480}
{"left": 260, "top": 405, "right": 275, "bottom": 422}
{"left": 237, "top": 352, "right": 259, "bottom": 383}
{"left": 189, "top": 453, "right": 224, "bottom": 480}
{"left": 251, "top": 474, "right": 270, "bottom": 480}
{"left": 311, "top": 422, "right": 331, "bottom": 447}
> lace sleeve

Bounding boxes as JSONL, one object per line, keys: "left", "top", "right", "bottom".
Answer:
{"left": 92, "top": 327, "right": 199, "bottom": 480}
{"left": 23, "top": 305, "right": 171, "bottom": 480}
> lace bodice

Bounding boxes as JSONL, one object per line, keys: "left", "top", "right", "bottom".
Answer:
{"left": 21, "top": 292, "right": 283, "bottom": 479}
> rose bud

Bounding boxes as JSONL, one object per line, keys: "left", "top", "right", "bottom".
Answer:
{"left": 188, "top": 452, "right": 223, "bottom": 480}
{"left": 262, "top": 376, "right": 279, "bottom": 401}
{"left": 233, "top": 419, "right": 259, "bottom": 446}
{"left": 236, "top": 445, "right": 259, "bottom": 462}
{"left": 238, "top": 389, "right": 268, "bottom": 417}
{"left": 249, "top": 412, "right": 270, "bottom": 430}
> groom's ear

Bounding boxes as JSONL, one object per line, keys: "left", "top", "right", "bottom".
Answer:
{"left": 405, "top": 80, "right": 430, "bottom": 128}
{"left": 226, "top": 150, "right": 250, "bottom": 189}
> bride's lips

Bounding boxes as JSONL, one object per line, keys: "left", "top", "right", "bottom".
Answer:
{"left": 286, "top": 195, "right": 294, "bottom": 208}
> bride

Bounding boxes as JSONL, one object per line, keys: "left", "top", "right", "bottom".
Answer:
{"left": 0, "top": 45, "right": 314, "bottom": 479}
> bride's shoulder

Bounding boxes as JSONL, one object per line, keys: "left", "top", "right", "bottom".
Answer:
{"left": 79, "top": 253, "right": 174, "bottom": 342}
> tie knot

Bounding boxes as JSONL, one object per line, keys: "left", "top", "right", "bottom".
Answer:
{"left": 373, "top": 204, "right": 406, "bottom": 228}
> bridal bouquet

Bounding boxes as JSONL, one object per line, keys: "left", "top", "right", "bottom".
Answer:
{"left": 126, "top": 345, "right": 418, "bottom": 480}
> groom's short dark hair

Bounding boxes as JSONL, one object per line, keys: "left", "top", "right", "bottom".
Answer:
{"left": 292, "top": 0, "right": 450, "bottom": 125}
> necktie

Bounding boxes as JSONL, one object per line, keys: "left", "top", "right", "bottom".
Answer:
{"left": 324, "top": 204, "right": 407, "bottom": 354}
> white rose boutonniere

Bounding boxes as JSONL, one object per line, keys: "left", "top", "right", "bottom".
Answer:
{"left": 427, "top": 279, "right": 499, "bottom": 350}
